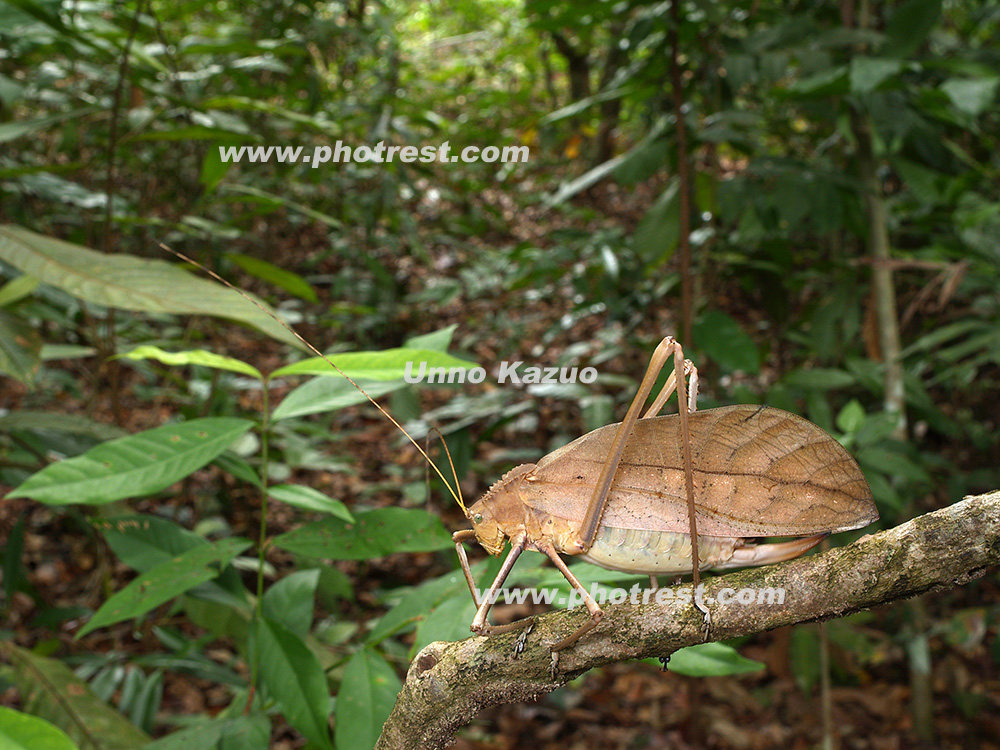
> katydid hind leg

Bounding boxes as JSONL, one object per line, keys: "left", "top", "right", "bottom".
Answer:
{"left": 543, "top": 545, "right": 604, "bottom": 652}
{"left": 575, "top": 337, "right": 682, "bottom": 552}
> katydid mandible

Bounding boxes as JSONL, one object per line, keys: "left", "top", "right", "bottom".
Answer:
{"left": 161, "top": 247, "right": 878, "bottom": 656}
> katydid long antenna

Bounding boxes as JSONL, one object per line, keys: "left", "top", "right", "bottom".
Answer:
{"left": 156, "top": 242, "right": 469, "bottom": 516}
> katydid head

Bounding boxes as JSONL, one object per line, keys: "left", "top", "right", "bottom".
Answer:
{"left": 467, "top": 464, "right": 537, "bottom": 555}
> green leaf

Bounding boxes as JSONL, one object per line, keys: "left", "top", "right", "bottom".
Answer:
{"left": 95, "top": 514, "right": 248, "bottom": 608}
{"left": 0, "top": 706, "right": 79, "bottom": 750}
{"left": 268, "top": 484, "right": 354, "bottom": 522}
{"left": 849, "top": 57, "right": 903, "bottom": 94}
{"left": 940, "top": 77, "right": 1000, "bottom": 117}
{"left": 335, "top": 649, "right": 401, "bottom": 750}
{"left": 0, "top": 411, "right": 127, "bottom": 440}
{"left": 664, "top": 642, "right": 764, "bottom": 677}
{"left": 198, "top": 146, "right": 232, "bottom": 194}
{"left": 272, "top": 507, "right": 452, "bottom": 560}
{"left": 781, "top": 368, "right": 856, "bottom": 390}
{"left": 404, "top": 325, "right": 457, "bottom": 352}
{"left": 117, "top": 346, "right": 263, "bottom": 380}
{"left": 692, "top": 310, "right": 761, "bottom": 374}
{"left": 0, "top": 309, "right": 42, "bottom": 385}
{"left": 634, "top": 178, "right": 680, "bottom": 264}
{"left": 226, "top": 252, "right": 318, "bottom": 302}
{"left": 256, "top": 617, "right": 332, "bottom": 749}
{"left": 6, "top": 417, "right": 254, "bottom": 505}
{"left": 836, "top": 399, "right": 866, "bottom": 434}
{"left": 221, "top": 184, "right": 343, "bottom": 229}
{"left": 262, "top": 569, "right": 321, "bottom": 637}
{"left": 3, "top": 643, "right": 151, "bottom": 750}
{"left": 142, "top": 715, "right": 269, "bottom": 750}
{"left": 271, "top": 377, "right": 408, "bottom": 421}
{"left": 270, "top": 348, "right": 473, "bottom": 380}
{"left": 366, "top": 567, "right": 477, "bottom": 646}
{"left": 76, "top": 537, "right": 252, "bottom": 637}
{"left": 0, "top": 108, "right": 99, "bottom": 143}
{"left": 883, "top": 0, "right": 942, "bottom": 58}
{"left": 0, "top": 273, "right": 39, "bottom": 307}
{"left": 412, "top": 594, "right": 478, "bottom": 653}
{"left": 0, "top": 225, "right": 304, "bottom": 349}
{"left": 785, "top": 66, "right": 849, "bottom": 97}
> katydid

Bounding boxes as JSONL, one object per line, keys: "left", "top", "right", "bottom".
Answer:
{"left": 162, "top": 248, "right": 878, "bottom": 658}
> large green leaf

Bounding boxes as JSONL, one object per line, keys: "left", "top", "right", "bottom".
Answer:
{"left": 76, "top": 537, "right": 252, "bottom": 637}
{"left": 3, "top": 644, "right": 151, "bottom": 750}
{"left": 0, "top": 225, "right": 304, "bottom": 349}
{"left": 272, "top": 507, "right": 452, "bottom": 560}
{"left": 6, "top": 417, "right": 254, "bottom": 505}
{"left": 256, "top": 618, "right": 332, "bottom": 749}
{"left": 335, "top": 649, "right": 401, "bottom": 750}
{"left": 0, "top": 706, "right": 79, "bottom": 750}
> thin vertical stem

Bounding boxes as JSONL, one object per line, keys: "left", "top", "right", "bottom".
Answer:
{"left": 670, "top": 0, "right": 694, "bottom": 345}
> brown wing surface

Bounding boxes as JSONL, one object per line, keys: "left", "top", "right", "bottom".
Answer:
{"left": 525, "top": 405, "right": 877, "bottom": 537}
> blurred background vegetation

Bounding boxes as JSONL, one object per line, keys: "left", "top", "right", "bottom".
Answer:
{"left": 1, "top": 0, "right": 998, "bottom": 747}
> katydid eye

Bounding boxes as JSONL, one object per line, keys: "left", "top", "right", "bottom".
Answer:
{"left": 473, "top": 513, "right": 483, "bottom": 524}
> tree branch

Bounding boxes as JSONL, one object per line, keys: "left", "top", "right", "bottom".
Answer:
{"left": 376, "top": 491, "right": 1000, "bottom": 750}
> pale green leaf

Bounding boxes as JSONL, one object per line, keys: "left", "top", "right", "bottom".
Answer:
{"left": 271, "top": 377, "right": 407, "bottom": 421}
{"left": 0, "top": 706, "right": 79, "bottom": 750}
{"left": 270, "top": 348, "right": 473, "bottom": 380}
{"left": 941, "top": 76, "right": 1000, "bottom": 117}
{"left": 0, "top": 225, "right": 304, "bottom": 349}
{"left": 117, "top": 345, "right": 263, "bottom": 380}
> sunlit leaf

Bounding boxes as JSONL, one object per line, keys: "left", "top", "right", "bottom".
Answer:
{"left": 0, "top": 706, "right": 79, "bottom": 750}
{"left": 117, "top": 345, "right": 264, "bottom": 380}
